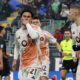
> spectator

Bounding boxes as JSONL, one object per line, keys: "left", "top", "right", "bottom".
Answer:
{"left": 9, "top": 0, "right": 19, "bottom": 10}
{"left": 51, "top": 1, "right": 60, "bottom": 14}
{"left": 51, "top": 1, "right": 61, "bottom": 19}
{"left": 60, "top": 2, "right": 69, "bottom": 20}
{"left": 54, "top": 29, "right": 63, "bottom": 43}
{"left": 38, "top": 4, "right": 47, "bottom": 19}
{"left": 0, "top": 0, "right": 14, "bottom": 20}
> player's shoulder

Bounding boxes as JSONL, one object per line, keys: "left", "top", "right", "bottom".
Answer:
{"left": 43, "top": 30, "right": 53, "bottom": 39}
{"left": 71, "top": 23, "right": 76, "bottom": 28}
{"left": 43, "top": 30, "right": 51, "bottom": 35}
{"left": 60, "top": 39, "right": 65, "bottom": 44}
{"left": 15, "top": 28, "right": 22, "bottom": 35}
{"left": 14, "top": 28, "right": 23, "bottom": 38}
{"left": 43, "top": 30, "right": 49, "bottom": 33}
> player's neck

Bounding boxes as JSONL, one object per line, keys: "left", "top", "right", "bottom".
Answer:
{"left": 75, "top": 17, "right": 80, "bottom": 26}
{"left": 65, "top": 38, "right": 70, "bottom": 41}
{"left": 22, "top": 25, "right": 27, "bottom": 30}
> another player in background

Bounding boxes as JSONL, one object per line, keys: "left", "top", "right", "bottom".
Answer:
{"left": 0, "top": 26, "right": 10, "bottom": 80}
{"left": 12, "top": 9, "right": 41, "bottom": 80}
{"left": 68, "top": 3, "right": 80, "bottom": 80}
{"left": 60, "top": 29, "right": 78, "bottom": 80}
{"left": 32, "top": 16, "right": 61, "bottom": 80}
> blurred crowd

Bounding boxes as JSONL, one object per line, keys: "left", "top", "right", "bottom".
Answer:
{"left": 0, "top": 0, "right": 80, "bottom": 43}
{"left": 0, "top": 0, "right": 80, "bottom": 20}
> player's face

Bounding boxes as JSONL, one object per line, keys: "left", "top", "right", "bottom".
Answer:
{"left": 21, "top": 12, "right": 32, "bottom": 24}
{"left": 64, "top": 31, "right": 71, "bottom": 39}
{"left": 68, "top": 8, "right": 78, "bottom": 21}
{"left": 32, "top": 19, "right": 41, "bottom": 27}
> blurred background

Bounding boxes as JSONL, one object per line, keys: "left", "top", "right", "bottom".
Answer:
{"left": 0, "top": 0, "right": 80, "bottom": 80}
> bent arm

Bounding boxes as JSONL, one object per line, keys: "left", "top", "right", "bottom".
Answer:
{"left": 26, "top": 23, "right": 39, "bottom": 39}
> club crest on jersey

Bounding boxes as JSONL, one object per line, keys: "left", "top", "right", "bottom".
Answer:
{"left": 40, "top": 37, "right": 44, "bottom": 41}
{"left": 21, "top": 40, "right": 27, "bottom": 47}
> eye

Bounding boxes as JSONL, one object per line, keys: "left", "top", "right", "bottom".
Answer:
{"left": 23, "top": 15, "right": 31, "bottom": 18}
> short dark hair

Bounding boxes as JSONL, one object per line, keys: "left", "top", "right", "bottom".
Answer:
{"left": 20, "top": 9, "right": 34, "bottom": 18}
{"left": 0, "top": 25, "right": 4, "bottom": 32}
{"left": 33, "top": 16, "right": 41, "bottom": 22}
{"left": 33, "top": 16, "right": 39, "bottom": 19}
{"left": 63, "top": 28, "right": 71, "bottom": 34}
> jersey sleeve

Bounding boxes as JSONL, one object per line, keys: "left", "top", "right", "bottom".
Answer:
{"left": 26, "top": 23, "right": 39, "bottom": 39}
{"left": 14, "top": 33, "right": 20, "bottom": 60}
{"left": 44, "top": 30, "right": 57, "bottom": 44}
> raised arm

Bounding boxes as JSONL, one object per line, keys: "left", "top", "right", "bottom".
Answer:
{"left": 26, "top": 23, "right": 39, "bottom": 39}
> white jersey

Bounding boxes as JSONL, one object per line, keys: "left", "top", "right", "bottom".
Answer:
{"left": 14, "top": 23, "right": 41, "bottom": 68}
{"left": 71, "top": 23, "right": 80, "bottom": 80}
{"left": 40, "top": 30, "right": 57, "bottom": 61}
{"left": 32, "top": 26, "right": 57, "bottom": 77}
{"left": 71, "top": 23, "right": 80, "bottom": 45}
{"left": 32, "top": 27, "right": 57, "bottom": 62}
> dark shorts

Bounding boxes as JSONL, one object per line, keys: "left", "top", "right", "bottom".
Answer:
{"left": 61, "top": 59, "right": 78, "bottom": 73}
{"left": 0, "top": 58, "right": 10, "bottom": 76}
{"left": 73, "top": 45, "right": 80, "bottom": 51}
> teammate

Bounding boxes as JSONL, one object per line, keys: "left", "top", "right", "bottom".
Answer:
{"left": 0, "top": 26, "right": 10, "bottom": 80}
{"left": 60, "top": 29, "right": 78, "bottom": 80}
{"left": 12, "top": 9, "right": 41, "bottom": 80}
{"left": 68, "top": 4, "right": 80, "bottom": 80}
{"left": 32, "top": 17, "right": 61, "bottom": 80}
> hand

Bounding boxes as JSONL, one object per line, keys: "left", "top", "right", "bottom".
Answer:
{"left": 21, "top": 19, "right": 29, "bottom": 26}
{"left": 12, "top": 60, "right": 17, "bottom": 71}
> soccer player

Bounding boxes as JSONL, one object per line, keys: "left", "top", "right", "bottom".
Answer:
{"left": 32, "top": 17, "right": 61, "bottom": 80}
{"left": 68, "top": 4, "right": 80, "bottom": 80}
{"left": 60, "top": 29, "right": 78, "bottom": 80}
{"left": 12, "top": 9, "right": 41, "bottom": 80}
{"left": 0, "top": 26, "right": 10, "bottom": 80}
